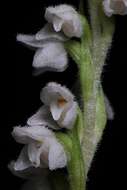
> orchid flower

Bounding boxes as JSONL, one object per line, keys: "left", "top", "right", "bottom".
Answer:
{"left": 28, "top": 82, "right": 78, "bottom": 129}
{"left": 103, "top": 0, "right": 127, "bottom": 16}
{"left": 10, "top": 125, "right": 67, "bottom": 171}
{"left": 45, "top": 4, "right": 82, "bottom": 38}
{"left": 17, "top": 24, "right": 68, "bottom": 74}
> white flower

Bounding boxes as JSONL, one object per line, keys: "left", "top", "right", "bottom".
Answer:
{"left": 17, "top": 24, "right": 68, "bottom": 74}
{"left": 28, "top": 82, "right": 77, "bottom": 129}
{"left": 10, "top": 125, "right": 67, "bottom": 171}
{"left": 45, "top": 4, "right": 82, "bottom": 38}
{"left": 103, "top": 0, "right": 127, "bottom": 16}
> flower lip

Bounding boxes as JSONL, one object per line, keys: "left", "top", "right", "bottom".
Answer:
{"left": 32, "top": 42, "right": 68, "bottom": 70}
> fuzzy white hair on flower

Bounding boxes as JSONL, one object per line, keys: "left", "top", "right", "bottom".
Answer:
{"left": 45, "top": 4, "right": 82, "bottom": 38}
{"left": 103, "top": 0, "right": 127, "bottom": 16}
{"left": 28, "top": 82, "right": 78, "bottom": 129}
{"left": 10, "top": 125, "right": 67, "bottom": 171}
{"left": 16, "top": 25, "right": 68, "bottom": 75}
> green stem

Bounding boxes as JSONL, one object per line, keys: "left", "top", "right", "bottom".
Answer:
{"left": 67, "top": 115, "right": 86, "bottom": 190}
{"left": 88, "top": 0, "right": 102, "bottom": 41}
{"left": 56, "top": 109, "right": 85, "bottom": 190}
{"left": 64, "top": 1, "right": 115, "bottom": 183}
{"left": 81, "top": 86, "right": 107, "bottom": 173}
{"left": 88, "top": 0, "right": 115, "bottom": 79}
{"left": 79, "top": 0, "right": 115, "bottom": 175}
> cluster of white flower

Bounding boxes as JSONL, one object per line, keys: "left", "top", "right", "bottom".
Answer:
{"left": 9, "top": 82, "right": 78, "bottom": 174}
{"left": 9, "top": 4, "right": 81, "bottom": 177}
{"left": 9, "top": 1, "right": 126, "bottom": 186}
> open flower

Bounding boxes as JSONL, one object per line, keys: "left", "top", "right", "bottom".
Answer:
{"left": 103, "top": 0, "right": 127, "bottom": 16}
{"left": 27, "top": 82, "right": 77, "bottom": 129}
{"left": 17, "top": 24, "right": 68, "bottom": 74}
{"left": 10, "top": 125, "right": 67, "bottom": 171}
{"left": 45, "top": 4, "right": 82, "bottom": 37}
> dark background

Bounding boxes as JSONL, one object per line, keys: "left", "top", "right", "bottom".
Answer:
{"left": 2, "top": 0, "right": 127, "bottom": 189}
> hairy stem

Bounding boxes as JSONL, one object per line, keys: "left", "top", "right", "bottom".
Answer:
{"left": 79, "top": 0, "right": 115, "bottom": 176}
{"left": 67, "top": 115, "right": 86, "bottom": 190}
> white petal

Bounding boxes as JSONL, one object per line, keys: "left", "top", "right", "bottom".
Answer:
{"left": 40, "top": 82, "right": 74, "bottom": 106}
{"left": 12, "top": 125, "right": 54, "bottom": 144}
{"left": 27, "top": 143, "right": 43, "bottom": 168}
{"left": 45, "top": 5, "right": 76, "bottom": 23}
{"left": 58, "top": 102, "right": 77, "bottom": 129}
{"left": 36, "top": 24, "right": 67, "bottom": 41}
{"left": 17, "top": 23, "right": 67, "bottom": 49}
{"left": 53, "top": 17, "right": 64, "bottom": 32}
{"left": 27, "top": 137, "right": 66, "bottom": 169}
{"left": 50, "top": 102, "right": 64, "bottom": 121}
{"left": 32, "top": 42, "right": 68, "bottom": 72}
{"left": 45, "top": 4, "right": 82, "bottom": 37}
{"left": 17, "top": 34, "right": 45, "bottom": 48}
{"left": 13, "top": 146, "right": 32, "bottom": 171}
{"left": 48, "top": 141, "right": 67, "bottom": 170}
{"left": 27, "top": 106, "right": 59, "bottom": 130}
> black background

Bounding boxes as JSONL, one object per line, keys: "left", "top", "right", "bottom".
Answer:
{"left": 2, "top": 0, "right": 127, "bottom": 189}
